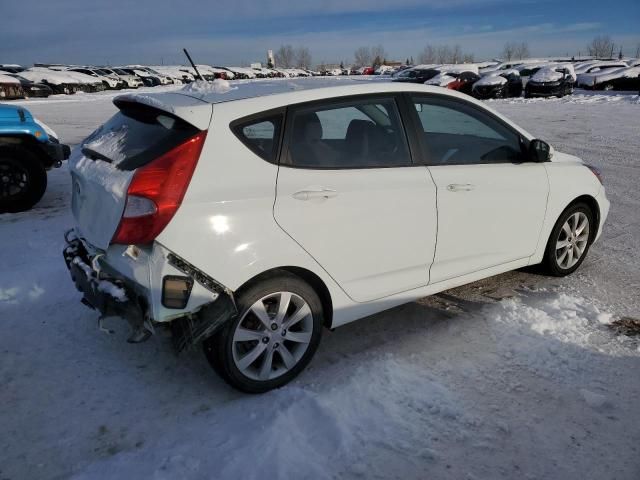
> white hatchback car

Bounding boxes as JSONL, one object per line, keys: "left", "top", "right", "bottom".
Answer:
{"left": 63, "top": 79, "right": 609, "bottom": 392}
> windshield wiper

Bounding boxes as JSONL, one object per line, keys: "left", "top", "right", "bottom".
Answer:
{"left": 81, "top": 147, "right": 113, "bottom": 164}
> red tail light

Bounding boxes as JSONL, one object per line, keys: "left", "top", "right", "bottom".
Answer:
{"left": 111, "top": 131, "right": 207, "bottom": 245}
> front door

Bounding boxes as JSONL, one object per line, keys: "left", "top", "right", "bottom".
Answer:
{"left": 409, "top": 95, "right": 549, "bottom": 283}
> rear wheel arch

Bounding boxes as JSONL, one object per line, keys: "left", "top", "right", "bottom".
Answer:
{"left": 234, "top": 266, "right": 334, "bottom": 329}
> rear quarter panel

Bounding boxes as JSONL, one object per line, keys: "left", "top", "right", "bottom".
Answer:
{"left": 156, "top": 100, "right": 353, "bottom": 315}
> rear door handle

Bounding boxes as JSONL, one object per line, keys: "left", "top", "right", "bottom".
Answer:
{"left": 447, "top": 183, "right": 475, "bottom": 192}
{"left": 292, "top": 188, "right": 339, "bottom": 201}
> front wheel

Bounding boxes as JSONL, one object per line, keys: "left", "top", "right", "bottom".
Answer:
{"left": 204, "top": 272, "right": 324, "bottom": 393}
{"left": 540, "top": 203, "right": 594, "bottom": 276}
{"left": 0, "top": 147, "right": 47, "bottom": 213}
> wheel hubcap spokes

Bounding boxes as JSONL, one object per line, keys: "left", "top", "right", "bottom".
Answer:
{"left": 0, "top": 163, "right": 29, "bottom": 198}
{"left": 555, "top": 212, "right": 589, "bottom": 269}
{"left": 232, "top": 291, "right": 313, "bottom": 381}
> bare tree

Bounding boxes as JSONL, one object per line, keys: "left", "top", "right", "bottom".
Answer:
{"left": 502, "top": 42, "right": 517, "bottom": 61}
{"left": 514, "top": 42, "right": 530, "bottom": 60}
{"left": 295, "top": 47, "right": 312, "bottom": 69}
{"left": 354, "top": 47, "right": 372, "bottom": 67}
{"left": 451, "top": 45, "right": 463, "bottom": 64}
{"left": 636, "top": 42, "right": 640, "bottom": 58}
{"left": 418, "top": 45, "right": 436, "bottom": 64}
{"left": 371, "top": 45, "right": 387, "bottom": 63}
{"left": 437, "top": 45, "right": 452, "bottom": 63}
{"left": 274, "top": 44, "right": 295, "bottom": 68}
{"left": 587, "top": 35, "right": 615, "bottom": 59}
{"left": 463, "top": 53, "right": 475, "bottom": 63}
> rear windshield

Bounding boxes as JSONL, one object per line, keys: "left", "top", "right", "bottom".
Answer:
{"left": 81, "top": 102, "right": 199, "bottom": 171}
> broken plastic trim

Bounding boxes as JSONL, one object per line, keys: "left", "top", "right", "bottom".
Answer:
{"left": 167, "top": 253, "right": 230, "bottom": 296}
{"left": 171, "top": 293, "right": 237, "bottom": 353}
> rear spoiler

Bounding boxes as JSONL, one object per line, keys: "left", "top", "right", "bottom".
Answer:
{"left": 114, "top": 92, "right": 213, "bottom": 130}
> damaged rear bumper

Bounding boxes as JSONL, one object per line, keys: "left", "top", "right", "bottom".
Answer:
{"left": 63, "top": 235, "right": 152, "bottom": 342}
{"left": 62, "top": 231, "right": 237, "bottom": 349}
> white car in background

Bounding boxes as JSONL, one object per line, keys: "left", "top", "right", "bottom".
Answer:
{"left": 108, "top": 68, "right": 144, "bottom": 88}
{"left": 68, "top": 67, "right": 124, "bottom": 89}
{"left": 63, "top": 80, "right": 609, "bottom": 393}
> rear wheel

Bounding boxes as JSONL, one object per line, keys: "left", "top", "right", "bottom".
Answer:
{"left": 540, "top": 203, "right": 594, "bottom": 276}
{"left": 203, "top": 272, "right": 324, "bottom": 393}
{"left": 0, "top": 147, "right": 47, "bottom": 213}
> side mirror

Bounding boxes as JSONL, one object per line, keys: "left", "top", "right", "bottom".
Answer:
{"left": 529, "top": 139, "right": 551, "bottom": 162}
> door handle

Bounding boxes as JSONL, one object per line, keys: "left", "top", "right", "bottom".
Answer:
{"left": 292, "top": 188, "right": 339, "bottom": 201}
{"left": 446, "top": 183, "right": 475, "bottom": 192}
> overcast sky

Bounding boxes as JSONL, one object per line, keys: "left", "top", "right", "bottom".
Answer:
{"left": 3, "top": 0, "right": 639, "bottom": 67}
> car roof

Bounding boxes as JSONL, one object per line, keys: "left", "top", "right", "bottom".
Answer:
{"left": 175, "top": 77, "right": 460, "bottom": 104}
{"left": 115, "top": 78, "right": 535, "bottom": 140}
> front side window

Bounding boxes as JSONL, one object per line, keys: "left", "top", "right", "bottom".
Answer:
{"left": 286, "top": 97, "right": 411, "bottom": 168}
{"left": 412, "top": 97, "right": 524, "bottom": 165}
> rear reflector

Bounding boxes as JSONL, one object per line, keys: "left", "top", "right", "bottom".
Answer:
{"left": 586, "top": 164, "right": 604, "bottom": 185}
{"left": 162, "top": 276, "right": 194, "bottom": 309}
{"left": 111, "top": 130, "right": 207, "bottom": 245}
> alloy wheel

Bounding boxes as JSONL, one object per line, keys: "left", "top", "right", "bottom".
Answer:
{"left": 232, "top": 291, "right": 313, "bottom": 381}
{"left": 555, "top": 212, "right": 590, "bottom": 269}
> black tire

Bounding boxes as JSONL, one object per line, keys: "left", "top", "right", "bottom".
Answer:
{"left": 203, "top": 271, "right": 324, "bottom": 393}
{"left": 0, "top": 146, "right": 47, "bottom": 213}
{"left": 540, "top": 202, "right": 595, "bottom": 276}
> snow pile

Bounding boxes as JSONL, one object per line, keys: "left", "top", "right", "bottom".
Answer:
{"left": 70, "top": 355, "right": 471, "bottom": 479}
{"left": 425, "top": 73, "right": 456, "bottom": 87}
{"left": 530, "top": 67, "right": 564, "bottom": 83}
{"left": 474, "top": 74, "right": 507, "bottom": 86}
{"left": 181, "top": 79, "right": 236, "bottom": 95}
{"left": 0, "top": 73, "right": 20, "bottom": 84}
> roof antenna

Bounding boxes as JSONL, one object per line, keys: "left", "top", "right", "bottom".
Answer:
{"left": 183, "top": 48, "right": 204, "bottom": 81}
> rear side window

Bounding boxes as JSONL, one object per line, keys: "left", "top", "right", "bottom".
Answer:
{"left": 232, "top": 114, "right": 283, "bottom": 163}
{"left": 80, "top": 102, "right": 199, "bottom": 171}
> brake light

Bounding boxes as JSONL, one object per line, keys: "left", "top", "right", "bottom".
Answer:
{"left": 586, "top": 164, "right": 604, "bottom": 185}
{"left": 111, "top": 131, "right": 207, "bottom": 245}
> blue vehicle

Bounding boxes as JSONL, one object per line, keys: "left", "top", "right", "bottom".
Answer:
{"left": 0, "top": 104, "right": 70, "bottom": 212}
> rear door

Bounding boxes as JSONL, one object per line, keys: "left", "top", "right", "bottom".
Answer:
{"left": 274, "top": 94, "right": 437, "bottom": 303}
{"left": 408, "top": 94, "right": 548, "bottom": 283}
{"left": 70, "top": 99, "right": 205, "bottom": 250}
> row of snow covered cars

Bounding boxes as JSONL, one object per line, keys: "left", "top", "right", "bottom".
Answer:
{"left": 0, "top": 63, "right": 319, "bottom": 100}
{"left": 391, "top": 59, "right": 640, "bottom": 99}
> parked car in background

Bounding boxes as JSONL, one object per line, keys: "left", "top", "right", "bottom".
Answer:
{"left": 579, "top": 66, "right": 640, "bottom": 91}
{"left": 446, "top": 71, "right": 481, "bottom": 95}
{"left": 0, "top": 72, "right": 52, "bottom": 98}
{"left": 0, "top": 64, "right": 25, "bottom": 74}
{"left": 358, "top": 66, "right": 375, "bottom": 75}
{"left": 101, "top": 68, "right": 144, "bottom": 88}
{"left": 69, "top": 67, "right": 125, "bottom": 90}
{"left": 473, "top": 70, "right": 523, "bottom": 99}
{"left": 0, "top": 74, "right": 25, "bottom": 99}
{"left": 19, "top": 68, "right": 81, "bottom": 94}
{"left": 118, "top": 67, "right": 161, "bottom": 86}
{"left": 392, "top": 67, "right": 441, "bottom": 84}
{"left": 62, "top": 81, "right": 608, "bottom": 393}
{"left": 0, "top": 104, "right": 70, "bottom": 212}
{"left": 525, "top": 64, "right": 576, "bottom": 98}
{"left": 574, "top": 61, "right": 628, "bottom": 75}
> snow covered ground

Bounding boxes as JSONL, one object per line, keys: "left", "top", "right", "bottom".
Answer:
{"left": 1, "top": 85, "right": 639, "bottom": 480}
